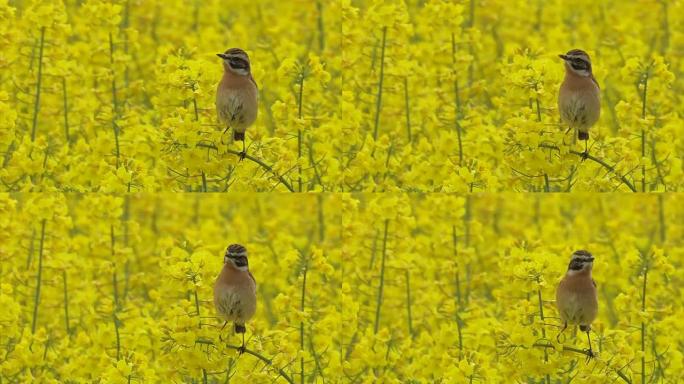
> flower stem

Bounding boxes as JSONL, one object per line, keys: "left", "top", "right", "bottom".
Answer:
{"left": 31, "top": 219, "right": 46, "bottom": 334}
{"left": 641, "top": 71, "right": 649, "bottom": 192}
{"left": 536, "top": 278, "right": 550, "bottom": 384}
{"left": 316, "top": 1, "right": 325, "bottom": 51}
{"left": 192, "top": 283, "right": 208, "bottom": 382}
{"left": 658, "top": 195, "right": 665, "bottom": 243}
{"left": 372, "top": 27, "right": 387, "bottom": 148}
{"left": 63, "top": 270, "right": 70, "bottom": 334}
{"left": 111, "top": 225, "right": 122, "bottom": 361}
{"left": 110, "top": 32, "right": 120, "bottom": 169}
{"left": 26, "top": 228, "right": 35, "bottom": 269}
{"left": 374, "top": 219, "right": 389, "bottom": 333}
{"left": 641, "top": 254, "right": 649, "bottom": 384}
{"left": 197, "top": 339, "right": 295, "bottom": 384}
{"left": 195, "top": 143, "right": 295, "bottom": 192}
{"left": 31, "top": 27, "right": 45, "bottom": 142}
{"left": 405, "top": 269, "right": 413, "bottom": 337}
{"left": 533, "top": 343, "right": 632, "bottom": 384}
{"left": 297, "top": 75, "right": 304, "bottom": 192}
{"left": 452, "top": 33, "right": 464, "bottom": 166}
{"left": 300, "top": 264, "right": 307, "bottom": 384}
{"left": 538, "top": 144, "right": 637, "bottom": 192}
{"left": 62, "top": 77, "right": 70, "bottom": 145}
{"left": 404, "top": 77, "right": 412, "bottom": 143}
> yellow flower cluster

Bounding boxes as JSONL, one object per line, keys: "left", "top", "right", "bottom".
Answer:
{"left": 0, "top": 193, "right": 340, "bottom": 382}
{"left": 0, "top": 0, "right": 340, "bottom": 192}
{"left": 342, "top": 193, "right": 683, "bottom": 382}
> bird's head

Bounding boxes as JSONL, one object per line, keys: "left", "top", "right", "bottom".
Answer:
{"left": 225, "top": 243, "right": 249, "bottom": 271}
{"left": 217, "top": 48, "right": 251, "bottom": 76}
{"left": 559, "top": 49, "right": 592, "bottom": 77}
{"left": 567, "top": 249, "right": 594, "bottom": 274}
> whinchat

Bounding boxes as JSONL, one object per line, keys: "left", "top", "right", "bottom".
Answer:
{"left": 214, "top": 243, "right": 257, "bottom": 353}
{"left": 556, "top": 250, "right": 598, "bottom": 358}
{"left": 558, "top": 49, "right": 600, "bottom": 157}
{"left": 216, "top": 48, "right": 258, "bottom": 159}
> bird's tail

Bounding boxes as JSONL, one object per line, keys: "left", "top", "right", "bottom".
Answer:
{"left": 234, "top": 323, "right": 246, "bottom": 334}
{"left": 578, "top": 131, "right": 589, "bottom": 140}
{"left": 234, "top": 131, "right": 245, "bottom": 141}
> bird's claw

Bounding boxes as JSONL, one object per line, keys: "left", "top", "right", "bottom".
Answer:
{"left": 238, "top": 151, "right": 246, "bottom": 161}
{"left": 584, "top": 349, "right": 595, "bottom": 362}
{"left": 580, "top": 151, "right": 589, "bottom": 161}
{"left": 237, "top": 346, "right": 246, "bottom": 355}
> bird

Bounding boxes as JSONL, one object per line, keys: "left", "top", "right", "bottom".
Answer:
{"left": 214, "top": 243, "right": 257, "bottom": 353}
{"left": 558, "top": 49, "right": 600, "bottom": 158}
{"left": 216, "top": 48, "right": 258, "bottom": 160}
{"left": 556, "top": 249, "right": 598, "bottom": 359}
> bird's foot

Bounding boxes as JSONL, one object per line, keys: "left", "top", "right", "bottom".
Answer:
{"left": 580, "top": 151, "right": 589, "bottom": 161}
{"left": 237, "top": 345, "right": 246, "bottom": 355}
{"left": 238, "top": 151, "right": 246, "bottom": 161}
{"left": 584, "top": 348, "right": 595, "bottom": 362}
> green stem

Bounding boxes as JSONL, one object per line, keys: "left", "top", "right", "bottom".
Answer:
{"left": 297, "top": 76, "right": 304, "bottom": 192}
{"left": 62, "top": 270, "right": 70, "bottom": 334}
{"left": 209, "top": 342, "right": 295, "bottom": 384}
{"left": 112, "top": 225, "right": 121, "bottom": 360}
{"left": 660, "top": 1, "right": 669, "bottom": 54}
{"left": 196, "top": 143, "right": 295, "bottom": 192}
{"left": 372, "top": 27, "right": 387, "bottom": 146}
{"left": 641, "top": 71, "right": 648, "bottom": 192}
{"left": 113, "top": 313, "right": 121, "bottom": 360}
{"left": 31, "top": 220, "right": 46, "bottom": 334}
{"left": 641, "top": 261, "right": 648, "bottom": 384}
{"left": 539, "top": 144, "right": 637, "bottom": 192}
{"left": 404, "top": 77, "right": 412, "bottom": 143}
{"left": 31, "top": 27, "right": 45, "bottom": 142}
{"left": 533, "top": 343, "right": 632, "bottom": 384}
{"left": 62, "top": 77, "right": 70, "bottom": 145}
{"left": 658, "top": 195, "right": 665, "bottom": 243}
{"left": 405, "top": 270, "right": 413, "bottom": 337}
{"left": 192, "top": 285, "right": 208, "bottom": 382}
{"left": 316, "top": 1, "right": 325, "bottom": 52}
{"left": 374, "top": 220, "right": 389, "bottom": 334}
{"left": 452, "top": 226, "right": 462, "bottom": 308}
{"left": 110, "top": 32, "right": 120, "bottom": 169}
{"left": 543, "top": 173, "right": 550, "bottom": 192}
{"left": 317, "top": 194, "right": 325, "bottom": 242}
{"left": 536, "top": 278, "right": 550, "bottom": 384}
{"left": 452, "top": 33, "right": 463, "bottom": 166}
{"left": 300, "top": 265, "right": 307, "bottom": 384}
{"left": 192, "top": 94, "right": 208, "bottom": 191}
{"left": 26, "top": 228, "right": 35, "bottom": 269}
{"left": 464, "top": 196, "right": 471, "bottom": 248}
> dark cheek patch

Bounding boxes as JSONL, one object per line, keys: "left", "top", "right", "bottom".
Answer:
{"left": 230, "top": 58, "right": 249, "bottom": 70}
{"left": 569, "top": 260, "right": 584, "bottom": 270}
{"left": 571, "top": 61, "right": 589, "bottom": 71}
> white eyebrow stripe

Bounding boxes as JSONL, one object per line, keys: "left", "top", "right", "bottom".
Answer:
{"left": 227, "top": 251, "right": 247, "bottom": 257}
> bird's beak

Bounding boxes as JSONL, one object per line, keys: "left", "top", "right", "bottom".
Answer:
{"left": 217, "top": 53, "right": 229, "bottom": 59}
{"left": 559, "top": 54, "right": 569, "bottom": 61}
{"left": 588, "top": 257, "right": 595, "bottom": 262}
